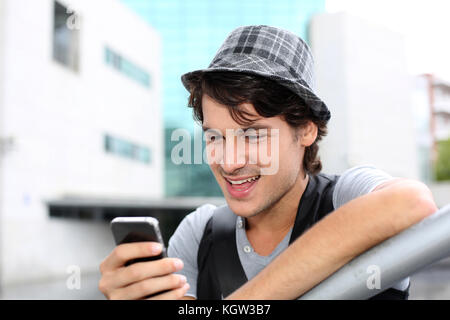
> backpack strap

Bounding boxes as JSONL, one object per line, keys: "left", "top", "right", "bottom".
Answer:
{"left": 369, "top": 285, "right": 410, "bottom": 300}
{"left": 289, "top": 173, "right": 338, "bottom": 244}
{"left": 211, "top": 205, "right": 248, "bottom": 298}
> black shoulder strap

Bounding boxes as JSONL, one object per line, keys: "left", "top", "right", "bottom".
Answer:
{"left": 289, "top": 173, "right": 338, "bottom": 243}
{"left": 211, "top": 205, "right": 248, "bottom": 298}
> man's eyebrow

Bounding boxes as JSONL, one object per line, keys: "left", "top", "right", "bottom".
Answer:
{"left": 202, "top": 126, "right": 221, "bottom": 134}
{"left": 240, "top": 124, "right": 273, "bottom": 131}
{"left": 202, "top": 124, "right": 274, "bottom": 132}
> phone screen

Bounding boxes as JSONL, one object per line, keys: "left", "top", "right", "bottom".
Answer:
{"left": 111, "top": 217, "right": 167, "bottom": 266}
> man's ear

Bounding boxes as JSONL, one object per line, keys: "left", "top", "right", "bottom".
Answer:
{"left": 298, "top": 121, "right": 318, "bottom": 147}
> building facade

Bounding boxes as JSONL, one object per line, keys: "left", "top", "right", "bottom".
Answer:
{"left": 0, "top": 0, "right": 163, "bottom": 286}
{"left": 422, "top": 74, "right": 450, "bottom": 181}
{"left": 310, "top": 12, "right": 420, "bottom": 180}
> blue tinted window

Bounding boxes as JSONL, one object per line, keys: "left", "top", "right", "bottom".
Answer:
{"left": 104, "top": 47, "right": 151, "bottom": 88}
{"left": 53, "top": 1, "right": 79, "bottom": 71}
{"left": 104, "top": 134, "right": 151, "bottom": 165}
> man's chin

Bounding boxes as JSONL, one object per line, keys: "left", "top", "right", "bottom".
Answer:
{"left": 225, "top": 197, "right": 260, "bottom": 217}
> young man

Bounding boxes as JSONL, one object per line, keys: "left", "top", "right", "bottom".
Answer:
{"left": 99, "top": 25, "right": 437, "bottom": 300}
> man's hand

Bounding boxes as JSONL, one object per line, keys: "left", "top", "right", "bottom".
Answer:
{"left": 98, "top": 242, "right": 190, "bottom": 300}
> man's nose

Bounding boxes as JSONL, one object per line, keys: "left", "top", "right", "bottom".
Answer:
{"left": 220, "top": 136, "right": 247, "bottom": 174}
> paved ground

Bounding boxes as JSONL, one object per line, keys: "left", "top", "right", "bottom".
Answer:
{"left": 409, "top": 259, "right": 450, "bottom": 299}
{"left": 0, "top": 271, "right": 105, "bottom": 300}
{"left": 2, "top": 260, "right": 450, "bottom": 300}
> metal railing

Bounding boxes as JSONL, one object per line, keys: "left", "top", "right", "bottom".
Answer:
{"left": 300, "top": 204, "right": 450, "bottom": 299}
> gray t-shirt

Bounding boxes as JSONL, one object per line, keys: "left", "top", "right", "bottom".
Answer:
{"left": 168, "top": 165, "right": 410, "bottom": 299}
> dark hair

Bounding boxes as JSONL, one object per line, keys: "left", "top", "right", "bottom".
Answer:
{"left": 185, "top": 71, "right": 328, "bottom": 175}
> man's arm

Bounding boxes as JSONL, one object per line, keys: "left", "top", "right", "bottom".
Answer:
{"left": 226, "top": 178, "right": 438, "bottom": 300}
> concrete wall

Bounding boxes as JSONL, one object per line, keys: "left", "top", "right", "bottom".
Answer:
{"left": 0, "top": 0, "right": 162, "bottom": 285}
{"left": 429, "top": 182, "right": 450, "bottom": 209}
{"left": 310, "top": 12, "right": 419, "bottom": 180}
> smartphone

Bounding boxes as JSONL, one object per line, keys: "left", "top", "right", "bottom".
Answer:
{"left": 110, "top": 217, "right": 167, "bottom": 266}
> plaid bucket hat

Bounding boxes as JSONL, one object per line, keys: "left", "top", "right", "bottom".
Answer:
{"left": 181, "top": 25, "right": 331, "bottom": 122}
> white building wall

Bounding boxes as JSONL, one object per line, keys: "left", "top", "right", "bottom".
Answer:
{"left": 0, "top": 0, "right": 163, "bottom": 285}
{"left": 433, "top": 81, "right": 450, "bottom": 141}
{"left": 310, "top": 12, "right": 419, "bottom": 180}
{"left": 411, "top": 75, "right": 433, "bottom": 182}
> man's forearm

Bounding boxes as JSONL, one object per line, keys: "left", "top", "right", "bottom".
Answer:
{"left": 226, "top": 180, "right": 437, "bottom": 300}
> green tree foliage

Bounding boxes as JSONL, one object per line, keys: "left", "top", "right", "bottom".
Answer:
{"left": 435, "top": 138, "right": 450, "bottom": 181}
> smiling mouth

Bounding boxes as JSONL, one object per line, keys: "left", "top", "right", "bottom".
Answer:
{"left": 224, "top": 175, "right": 261, "bottom": 191}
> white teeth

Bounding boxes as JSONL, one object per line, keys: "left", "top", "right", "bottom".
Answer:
{"left": 228, "top": 176, "right": 260, "bottom": 185}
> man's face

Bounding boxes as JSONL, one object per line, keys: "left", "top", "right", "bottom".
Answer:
{"left": 202, "top": 94, "right": 309, "bottom": 218}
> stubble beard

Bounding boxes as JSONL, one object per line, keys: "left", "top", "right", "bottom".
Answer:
{"left": 243, "top": 166, "right": 300, "bottom": 219}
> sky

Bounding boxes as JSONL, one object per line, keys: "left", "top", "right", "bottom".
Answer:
{"left": 326, "top": 0, "right": 450, "bottom": 82}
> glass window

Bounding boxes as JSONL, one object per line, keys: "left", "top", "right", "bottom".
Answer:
{"left": 104, "top": 134, "right": 152, "bottom": 165}
{"left": 104, "top": 47, "right": 151, "bottom": 88}
{"left": 53, "top": 1, "right": 79, "bottom": 71}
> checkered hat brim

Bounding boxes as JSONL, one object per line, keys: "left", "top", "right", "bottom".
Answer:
{"left": 181, "top": 25, "right": 331, "bottom": 122}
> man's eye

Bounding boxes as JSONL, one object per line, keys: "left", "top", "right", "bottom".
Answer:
{"left": 206, "top": 135, "right": 223, "bottom": 143}
{"left": 244, "top": 134, "right": 264, "bottom": 144}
